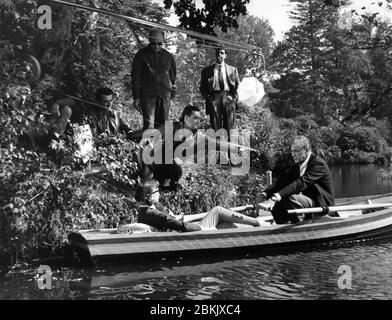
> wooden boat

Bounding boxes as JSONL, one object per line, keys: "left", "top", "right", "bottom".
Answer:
{"left": 68, "top": 193, "right": 392, "bottom": 264}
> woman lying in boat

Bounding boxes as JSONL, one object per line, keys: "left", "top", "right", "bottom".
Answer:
{"left": 132, "top": 179, "right": 266, "bottom": 232}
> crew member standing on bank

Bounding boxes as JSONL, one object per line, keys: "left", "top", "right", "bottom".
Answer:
{"left": 131, "top": 29, "right": 177, "bottom": 129}
{"left": 200, "top": 47, "right": 240, "bottom": 132}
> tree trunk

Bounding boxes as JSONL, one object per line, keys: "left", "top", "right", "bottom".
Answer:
{"left": 308, "top": 0, "right": 319, "bottom": 112}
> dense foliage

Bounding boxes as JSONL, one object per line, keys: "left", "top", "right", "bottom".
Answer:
{"left": 163, "top": 0, "right": 250, "bottom": 34}
{"left": 0, "top": 47, "right": 141, "bottom": 265}
{"left": 269, "top": 0, "right": 392, "bottom": 164}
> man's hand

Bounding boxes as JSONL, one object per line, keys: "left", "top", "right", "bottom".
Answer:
{"left": 251, "top": 193, "right": 268, "bottom": 216}
{"left": 258, "top": 199, "right": 276, "bottom": 211}
{"left": 260, "top": 192, "right": 267, "bottom": 202}
{"left": 251, "top": 203, "right": 261, "bottom": 217}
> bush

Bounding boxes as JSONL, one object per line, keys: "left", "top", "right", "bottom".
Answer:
{"left": 0, "top": 45, "right": 142, "bottom": 265}
{"left": 0, "top": 139, "right": 140, "bottom": 265}
{"left": 337, "top": 126, "right": 388, "bottom": 154}
{"left": 159, "top": 162, "right": 266, "bottom": 216}
{"left": 235, "top": 105, "right": 283, "bottom": 171}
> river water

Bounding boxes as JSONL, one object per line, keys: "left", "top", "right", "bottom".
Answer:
{"left": 331, "top": 164, "right": 392, "bottom": 198}
{"left": 1, "top": 239, "right": 392, "bottom": 300}
{"left": 1, "top": 164, "right": 392, "bottom": 300}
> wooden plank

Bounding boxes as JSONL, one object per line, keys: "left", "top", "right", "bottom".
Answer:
{"left": 288, "top": 203, "right": 392, "bottom": 215}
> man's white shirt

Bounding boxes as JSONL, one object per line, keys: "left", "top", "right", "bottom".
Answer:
{"left": 213, "top": 63, "right": 229, "bottom": 91}
{"left": 299, "top": 151, "right": 312, "bottom": 177}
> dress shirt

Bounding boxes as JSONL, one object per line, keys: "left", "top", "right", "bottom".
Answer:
{"left": 213, "top": 63, "right": 229, "bottom": 91}
{"left": 299, "top": 151, "right": 312, "bottom": 177}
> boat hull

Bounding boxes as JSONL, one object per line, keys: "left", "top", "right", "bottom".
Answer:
{"left": 68, "top": 205, "right": 392, "bottom": 264}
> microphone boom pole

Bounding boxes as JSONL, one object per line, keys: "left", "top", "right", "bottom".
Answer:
{"left": 50, "top": 0, "right": 262, "bottom": 52}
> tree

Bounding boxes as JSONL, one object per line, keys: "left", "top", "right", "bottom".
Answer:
{"left": 215, "top": 14, "right": 275, "bottom": 77}
{"left": 163, "top": 0, "right": 249, "bottom": 35}
{"left": 271, "top": 0, "right": 346, "bottom": 117}
{"left": 269, "top": 0, "right": 392, "bottom": 124}
{"left": 174, "top": 35, "right": 207, "bottom": 106}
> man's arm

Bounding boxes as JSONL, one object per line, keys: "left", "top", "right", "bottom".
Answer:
{"left": 50, "top": 97, "right": 75, "bottom": 112}
{"left": 263, "top": 167, "right": 297, "bottom": 199}
{"left": 274, "top": 160, "right": 328, "bottom": 200}
{"left": 199, "top": 67, "right": 209, "bottom": 100}
{"left": 234, "top": 67, "right": 240, "bottom": 90}
{"left": 131, "top": 50, "right": 142, "bottom": 100}
{"left": 117, "top": 113, "right": 131, "bottom": 135}
{"left": 169, "top": 53, "right": 177, "bottom": 99}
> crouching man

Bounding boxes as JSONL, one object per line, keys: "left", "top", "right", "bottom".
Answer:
{"left": 257, "top": 136, "right": 335, "bottom": 224}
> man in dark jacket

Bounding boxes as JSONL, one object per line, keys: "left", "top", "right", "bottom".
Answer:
{"left": 200, "top": 47, "right": 239, "bottom": 132}
{"left": 84, "top": 87, "right": 130, "bottom": 136}
{"left": 50, "top": 87, "right": 130, "bottom": 137}
{"left": 139, "top": 105, "right": 202, "bottom": 192}
{"left": 131, "top": 29, "right": 177, "bottom": 129}
{"left": 258, "top": 136, "right": 335, "bottom": 224}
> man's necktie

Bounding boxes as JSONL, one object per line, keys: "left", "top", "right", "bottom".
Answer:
{"left": 218, "top": 65, "right": 225, "bottom": 91}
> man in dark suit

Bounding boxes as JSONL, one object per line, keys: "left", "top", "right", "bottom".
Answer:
{"left": 200, "top": 47, "right": 240, "bottom": 132}
{"left": 257, "top": 136, "right": 335, "bottom": 224}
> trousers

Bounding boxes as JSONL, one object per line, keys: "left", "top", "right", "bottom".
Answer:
{"left": 199, "top": 206, "right": 259, "bottom": 229}
{"left": 141, "top": 95, "right": 171, "bottom": 129}
{"left": 150, "top": 161, "right": 183, "bottom": 187}
{"left": 207, "top": 92, "right": 236, "bottom": 132}
{"left": 271, "top": 194, "right": 315, "bottom": 224}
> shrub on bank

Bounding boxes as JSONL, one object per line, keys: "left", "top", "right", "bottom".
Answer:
{"left": 235, "top": 104, "right": 283, "bottom": 171}
{"left": 0, "top": 60, "right": 142, "bottom": 264}
{"left": 159, "top": 162, "right": 266, "bottom": 215}
{"left": 336, "top": 124, "right": 392, "bottom": 164}
{"left": 0, "top": 138, "right": 141, "bottom": 265}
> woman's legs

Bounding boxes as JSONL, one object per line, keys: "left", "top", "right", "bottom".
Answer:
{"left": 199, "top": 206, "right": 260, "bottom": 229}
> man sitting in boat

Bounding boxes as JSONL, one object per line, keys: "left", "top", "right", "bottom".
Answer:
{"left": 133, "top": 179, "right": 266, "bottom": 232}
{"left": 257, "top": 135, "right": 335, "bottom": 224}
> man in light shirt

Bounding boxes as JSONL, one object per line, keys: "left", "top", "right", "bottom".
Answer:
{"left": 200, "top": 47, "right": 240, "bottom": 132}
{"left": 257, "top": 136, "right": 335, "bottom": 224}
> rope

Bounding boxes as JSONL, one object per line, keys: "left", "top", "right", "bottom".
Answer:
{"left": 50, "top": 0, "right": 263, "bottom": 53}
{"left": 47, "top": 86, "right": 112, "bottom": 111}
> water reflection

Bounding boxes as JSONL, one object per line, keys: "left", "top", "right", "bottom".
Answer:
{"left": 2, "top": 238, "right": 392, "bottom": 300}
{"left": 331, "top": 164, "right": 392, "bottom": 198}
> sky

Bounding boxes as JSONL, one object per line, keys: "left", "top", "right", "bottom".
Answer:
{"left": 247, "top": 0, "right": 392, "bottom": 41}
{"left": 247, "top": 0, "right": 294, "bottom": 41}
{"left": 156, "top": 0, "right": 392, "bottom": 42}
